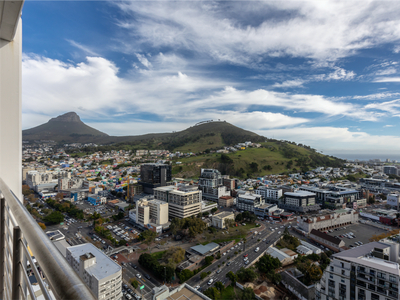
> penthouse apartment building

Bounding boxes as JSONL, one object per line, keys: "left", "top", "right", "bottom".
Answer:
{"left": 236, "top": 192, "right": 265, "bottom": 212}
{"left": 139, "top": 163, "right": 172, "bottom": 193}
{"left": 255, "top": 186, "right": 282, "bottom": 203}
{"left": 66, "top": 243, "right": 122, "bottom": 300}
{"left": 136, "top": 198, "right": 169, "bottom": 226}
{"left": 154, "top": 185, "right": 202, "bottom": 219}
{"left": 198, "top": 169, "right": 230, "bottom": 201}
{"left": 316, "top": 241, "right": 400, "bottom": 300}
{"left": 299, "top": 185, "right": 360, "bottom": 209}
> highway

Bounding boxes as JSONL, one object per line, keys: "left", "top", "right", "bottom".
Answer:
{"left": 187, "top": 224, "right": 285, "bottom": 292}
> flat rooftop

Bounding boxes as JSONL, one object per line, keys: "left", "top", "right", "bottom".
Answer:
{"left": 190, "top": 242, "right": 219, "bottom": 255}
{"left": 285, "top": 191, "right": 316, "bottom": 197}
{"left": 213, "top": 211, "right": 234, "bottom": 219}
{"left": 67, "top": 243, "right": 121, "bottom": 280}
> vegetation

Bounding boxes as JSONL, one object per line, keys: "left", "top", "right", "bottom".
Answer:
{"left": 294, "top": 252, "right": 331, "bottom": 285}
{"left": 170, "top": 217, "right": 207, "bottom": 237}
{"left": 38, "top": 222, "right": 46, "bottom": 230}
{"left": 44, "top": 211, "right": 64, "bottom": 224}
{"left": 130, "top": 279, "right": 139, "bottom": 289}
{"left": 370, "top": 229, "right": 400, "bottom": 242}
{"left": 256, "top": 253, "right": 282, "bottom": 284}
{"left": 161, "top": 247, "right": 185, "bottom": 268}
{"left": 138, "top": 230, "right": 157, "bottom": 251}
{"left": 276, "top": 231, "right": 300, "bottom": 251}
{"left": 46, "top": 198, "right": 84, "bottom": 219}
{"left": 94, "top": 226, "right": 127, "bottom": 247}
{"left": 237, "top": 267, "right": 257, "bottom": 282}
{"left": 138, "top": 253, "right": 175, "bottom": 282}
{"left": 235, "top": 211, "right": 257, "bottom": 223}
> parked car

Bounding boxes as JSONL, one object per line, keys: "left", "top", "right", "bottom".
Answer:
{"left": 208, "top": 279, "right": 214, "bottom": 285}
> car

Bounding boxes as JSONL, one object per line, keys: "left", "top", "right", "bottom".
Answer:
{"left": 278, "top": 231, "right": 281, "bottom": 234}
{"left": 145, "top": 274, "right": 151, "bottom": 280}
{"left": 208, "top": 279, "right": 214, "bottom": 285}
{"left": 255, "top": 247, "right": 259, "bottom": 252}
{"left": 217, "top": 269, "right": 222, "bottom": 274}
{"left": 136, "top": 274, "right": 141, "bottom": 279}
{"left": 262, "top": 239, "right": 266, "bottom": 242}
{"left": 195, "top": 286, "right": 200, "bottom": 290}
{"left": 243, "top": 254, "right": 248, "bottom": 257}
{"left": 223, "top": 252, "right": 226, "bottom": 256}
{"left": 245, "top": 260, "right": 250, "bottom": 265}
{"left": 126, "top": 294, "right": 132, "bottom": 300}
{"left": 244, "top": 257, "right": 248, "bottom": 261}
{"left": 131, "top": 263, "right": 137, "bottom": 269}
{"left": 227, "top": 262, "right": 231, "bottom": 266}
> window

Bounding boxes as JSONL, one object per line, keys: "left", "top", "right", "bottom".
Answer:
{"left": 331, "top": 266, "right": 334, "bottom": 271}
{"left": 342, "top": 270, "right": 346, "bottom": 275}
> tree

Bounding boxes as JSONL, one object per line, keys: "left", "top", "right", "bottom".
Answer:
{"left": 225, "top": 219, "right": 235, "bottom": 229}
{"left": 241, "top": 287, "right": 256, "bottom": 300}
{"left": 139, "top": 230, "right": 157, "bottom": 251}
{"left": 214, "top": 281, "right": 224, "bottom": 292}
{"left": 178, "top": 269, "right": 193, "bottom": 283}
{"left": 203, "top": 287, "right": 220, "bottom": 300}
{"left": 200, "top": 272, "right": 208, "bottom": 280}
{"left": 38, "top": 222, "right": 46, "bottom": 230}
{"left": 237, "top": 267, "right": 257, "bottom": 282}
{"left": 211, "top": 207, "right": 218, "bottom": 214}
{"left": 27, "top": 194, "right": 36, "bottom": 203}
{"left": 368, "top": 195, "right": 376, "bottom": 205}
{"left": 205, "top": 256, "right": 214, "bottom": 266}
{"left": 55, "top": 192, "right": 64, "bottom": 201}
{"left": 235, "top": 213, "right": 243, "bottom": 222}
{"left": 130, "top": 279, "right": 139, "bottom": 289}
{"left": 44, "top": 211, "right": 64, "bottom": 224}
{"left": 226, "top": 271, "right": 238, "bottom": 285}
{"left": 163, "top": 246, "right": 185, "bottom": 268}
{"left": 22, "top": 185, "right": 33, "bottom": 196}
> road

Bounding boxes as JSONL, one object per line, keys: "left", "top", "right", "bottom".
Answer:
{"left": 187, "top": 224, "right": 285, "bottom": 292}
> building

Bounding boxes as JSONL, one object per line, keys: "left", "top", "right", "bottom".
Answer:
{"left": 299, "top": 185, "right": 360, "bottom": 208}
{"left": 139, "top": 163, "right": 172, "bottom": 193}
{"left": 281, "top": 268, "right": 315, "bottom": 300}
{"left": 255, "top": 186, "right": 282, "bottom": 203}
{"left": 387, "top": 194, "right": 400, "bottom": 208}
{"left": 0, "top": 4, "right": 95, "bottom": 299}
{"left": 383, "top": 165, "right": 399, "bottom": 176}
{"left": 236, "top": 192, "right": 265, "bottom": 212}
{"left": 266, "top": 246, "right": 293, "bottom": 266}
{"left": 254, "top": 204, "right": 279, "bottom": 218}
{"left": 66, "top": 243, "right": 122, "bottom": 300}
{"left": 58, "top": 177, "right": 84, "bottom": 191}
{"left": 61, "top": 188, "right": 89, "bottom": 202}
{"left": 154, "top": 185, "right": 202, "bottom": 219}
{"left": 211, "top": 211, "right": 235, "bottom": 229}
{"left": 309, "top": 229, "right": 345, "bottom": 252}
{"left": 296, "top": 245, "right": 313, "bottom": 255}
{"left": 198, "top": 169, "right": 230, "bottom": 201}
{"left": 136, "top": 198, "right": 169, "bottom": 226}
{"left": 26, "top": 170, "right": 70, "bottom": 191}
{"left": 300, "top": 240, "right": 322, "bottom": 254}
{"left": 280, "top": 191, "right": 320, "bottom": 212}
{"left": 152, "top": 283, "right": 212, "bottom": 300}
{"left": 87, "top": 194, "right": 106, "bottom": 206}
{"left": 297, "top": 209, "right": 359, "bottom": 233}
{"left": 316, "top": 241, "right": 400, "bottom": 300}
{"left": 218, "top": 195, "right": 234, "bottom": 207}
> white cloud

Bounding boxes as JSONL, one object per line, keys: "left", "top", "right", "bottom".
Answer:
{"left": 375, "top": 67, "right": 397, "bottom": 76}
{"left": 272, "top": 80, "right": 305, "bottom": 88}
{"left": 384, "top": 125, "right": 395, "bottom": 127}
{"left": 353, "top": 92, "right": 400, "bottom": 100}
{"left": 373, "top": 77, "right": 400, "bottom": 83}
{"left": 135, "top": 53, "right": 152, "bottom": 68}
{"left": 394, "top": 45, "right": 400, "bottom": 53}
{"left": 114, "top": 1, "right": 400, "bottom": 65}
{"left": 66, "top": 39, "right": 99, "bottom": 56}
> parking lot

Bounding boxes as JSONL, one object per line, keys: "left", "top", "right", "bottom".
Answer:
{"left": 326, "top": 222, "right": 389, "bottom": 248}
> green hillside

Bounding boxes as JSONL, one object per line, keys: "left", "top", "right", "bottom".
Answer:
{"left": 171, "top": 141, "right": 344, "bottom": 179}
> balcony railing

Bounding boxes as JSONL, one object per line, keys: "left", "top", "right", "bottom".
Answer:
{"left": 0, "top": 177, "right": 96, "bottom": 300}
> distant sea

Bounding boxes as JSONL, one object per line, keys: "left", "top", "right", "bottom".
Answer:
{"left": 329, "top": 153, "right": 400, "bottom": 162}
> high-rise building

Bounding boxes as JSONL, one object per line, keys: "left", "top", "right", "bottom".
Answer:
{"left": 198, "top": 169, "right": 230, "bottom": 201}
{"left": 383, "top": 166, "right": 399, "bottom": 176}
{"left": 280, "top": 191, "right": 320, "bottom": 212}
{"left": 136, "top": 198, "right": 169, "bottom": 226}
{"left": 139, "top": 163, "right": 172, "bottom": 193}
{"left": 154, "top": 185, "right": 202, "bottom": 219}
{"left": 66, "top": 243, "right": 122, "bottom": 300}
{"left": 255, "top": 186, "right": 282, "bottom": 203}
{"left": 316, "top": 241, "right": 400, "bottom": 300}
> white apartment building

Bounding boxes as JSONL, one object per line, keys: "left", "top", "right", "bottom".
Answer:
{"left": 136, "top": 198, "right": 169, "bottom": 226}
{"left": 66, "top": 243, "right": 122, "bottom": 300}
{"left": 297, "top": 209, "right": 359, "bottom": 233}
{"left": 58, "top": 177, "right": 84, "bottom": 191}
{"left": 236, "top": 192, "right": 265, "bottom": 212}
{"left": 198, "top": 169, "right": 230, "bottom": 201}
{"left": 26, "top": 170, "right": 70, "bottom": 190}
{"left": 387, "top": 194, "right": 400, "bottom": 208}
{"left": 316, "top": 241, "right": 400, "bottom": 300}
{"left": 255, "top": 186, "right": 282, "bottom": 202}
{"left": 154, "top": 185, "right": 202, "bottom": 219}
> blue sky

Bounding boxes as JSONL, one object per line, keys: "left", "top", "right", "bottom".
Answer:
{"left": 21, "top": 1, "right": 400, "bottom": 159}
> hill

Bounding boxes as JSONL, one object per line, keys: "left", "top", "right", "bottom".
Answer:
{"left": 22, "top": 112, "right": 108, "bottom": 143}
{"left": 170, "top": 142, "right": 345, "bottom": 179}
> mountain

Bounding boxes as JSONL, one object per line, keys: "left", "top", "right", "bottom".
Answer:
{"left": 22, "top": 112, "right": 108, "bottom": 142}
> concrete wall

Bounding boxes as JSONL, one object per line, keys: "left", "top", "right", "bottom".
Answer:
{"left": 0, "top": 19, "right": 22, "bottom": 200}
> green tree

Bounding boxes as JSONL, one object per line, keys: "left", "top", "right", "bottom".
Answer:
{"left": 205, "top": 256, "right": 214, "bottom": 266}
{"left": 44, "top": 211, "right": 64, "bottom": 224}
{"left": 203, "top": 287, "right": 220, "bottom": 300}
{"left": 226, "top": 271, "right": 238, "bottom": 286}
{"left": 214, "top": 281, "right": 224, "bottom": 292}
{"left": 237, "top": 267, "right": 257, "bottom": 282}
{"left": 200, "top": 272, "right": 208, "bottom": 280}
{"left": 130, "top": 279, "right": 139, "bottom": 289}
{"left": 177, "top": 269, "right": 193, "bottom": 283}
{"left": 139, "top": 230, "right": 157, "bottom": 251}
{"left": 241, "top": 287, "right": 256, "bottom": 300}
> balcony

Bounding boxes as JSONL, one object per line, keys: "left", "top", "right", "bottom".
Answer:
{"left": 0, "top": 177, "right": 96, "bottom": 300}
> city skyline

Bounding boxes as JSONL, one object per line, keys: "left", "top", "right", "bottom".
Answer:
{"left": 21, "top": 1, "right": 400, "bottom": 158}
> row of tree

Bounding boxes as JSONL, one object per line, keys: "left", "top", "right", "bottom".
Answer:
{"left": 138, "top": 253, "right": 174, "bottom": 282}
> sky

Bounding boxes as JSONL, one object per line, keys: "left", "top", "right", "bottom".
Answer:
{"left": 21, "top": 1, "right": 400, "bottom": 159}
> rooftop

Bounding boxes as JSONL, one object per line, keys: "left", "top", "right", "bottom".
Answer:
{"left": 310, "top": 229, "right": 343, "bottom": 246}
{"left": 67, "top": 243, "right": 121, "bottom": 280}
{"left": 213, "top": 211, "right": 234, "bottom": 219}
{"left": 190, "top": 242, "right": 220, "bottom": 256}
{"left": 285, "top": 191, "right": 316, "bottom": 197}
